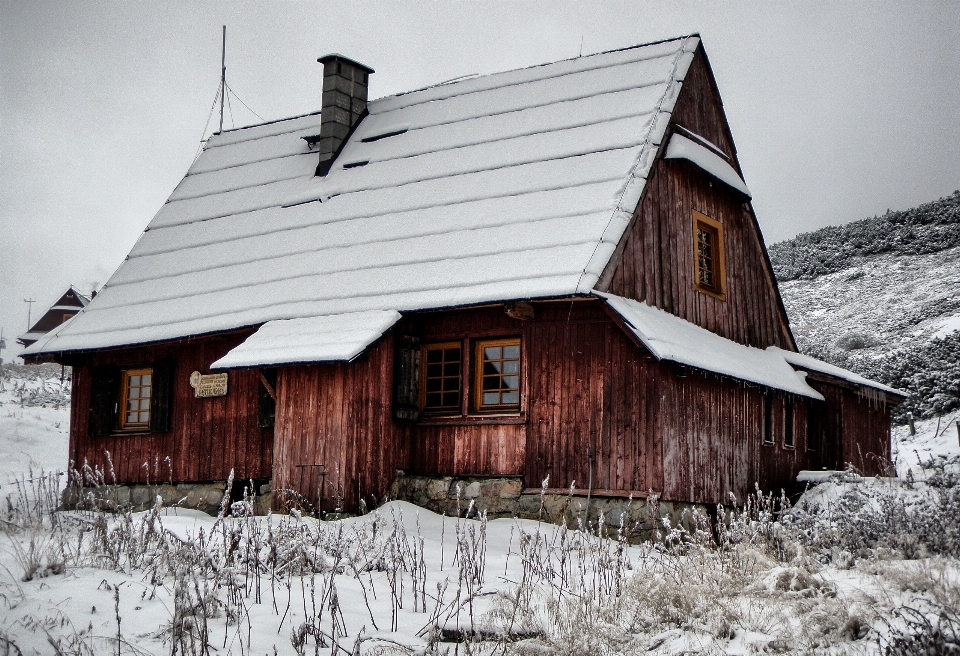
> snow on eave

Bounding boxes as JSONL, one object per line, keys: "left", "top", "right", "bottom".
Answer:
{"left": 210, "top": 310, "right": 402, "bottom": 369}
{"left": 663, "top": 133, "right": 751, "bottom": 198}
{"left": 575, "top": 35, "right": 700, "bottom": 293}
{"left": 598, "top": 292, "right": 824, "bottom": 400}
{"left": 767, "top": 347, "right": 907, "bottom": 398}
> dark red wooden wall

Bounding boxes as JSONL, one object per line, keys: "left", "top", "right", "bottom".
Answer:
{"left": 598, "top": 47, "right": 793, "bottom": 350}
{"left": 272, "top": 334, "right": 409, "bottom": 512}
{"left": 66, "top": 331, "right": 273, "bottom": 484}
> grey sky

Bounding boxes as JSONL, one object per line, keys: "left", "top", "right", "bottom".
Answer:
{"left": 2, "top": 1, "right": 958, "bottom": 357}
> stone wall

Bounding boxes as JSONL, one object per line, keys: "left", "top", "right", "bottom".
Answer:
{"left": 61, "top": 481, "right": 273, "bottom": 516}
{"left": 388, "top": 472, "right": 711, "bottom": 541}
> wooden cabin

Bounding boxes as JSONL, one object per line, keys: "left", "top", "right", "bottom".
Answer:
{"left": 17, "top": 286, "right": 90, "bottom": 348}
{"left": 25, "top": 36, "right": 904, "bottom": 516}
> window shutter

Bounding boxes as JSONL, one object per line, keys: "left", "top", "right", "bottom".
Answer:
{"left": 150, "top": 359, "right": 174, "bottom": 433}
{"left": 393, "top": 335, "right": 420, "bottom": 421}
{"left": 89, "top": 366, "right": 119, "bottom": 436}
{"left": 258, "top": 368, "right": 278, "bottom": 428}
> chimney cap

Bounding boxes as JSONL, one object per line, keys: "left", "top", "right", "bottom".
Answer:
{"left": 317, "top": 53, "right": 374, "bottom": 74}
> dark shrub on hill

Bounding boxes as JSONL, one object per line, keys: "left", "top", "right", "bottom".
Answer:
{"left": 770, "top": 191, "right": 960, "bottom": 281}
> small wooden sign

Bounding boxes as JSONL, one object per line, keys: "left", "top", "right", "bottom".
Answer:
{"left": 189, "top": 371, "right": 228, "bottom": 398}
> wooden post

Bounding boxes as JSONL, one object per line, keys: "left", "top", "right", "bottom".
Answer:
{"left": 955, "top": 420, "right": 959, "bottom": 448}
{"left": 907, "top": 412, "right": 915, "bottom": 436}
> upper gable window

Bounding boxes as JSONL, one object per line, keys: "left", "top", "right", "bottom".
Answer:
{"left": 693, "top": 210, "right": 725, "bottom": 299}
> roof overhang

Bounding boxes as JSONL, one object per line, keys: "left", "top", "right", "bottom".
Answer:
{"left": 768, "top": 346, "right": 907, "bottom": 401}
{"left": 210, "top": 310, "right": 401, "bottom": 370}
{"left": 664, "top": 133, "right": 751, "bottom": 198}
{"left": 598, "top": 292, "right": 823, "bottom": 399}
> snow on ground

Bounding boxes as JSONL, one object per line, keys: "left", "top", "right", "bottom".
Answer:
{"left": 892, "top": 408, "right": 960, "bottom": 479}
{"left": 0, "top": 367, "right": 958, "bottom": 655}
{"left": 0, "top": 364, "right": 70, "bottom": 488}
{"left": 779, "top": 246, "right": 960, "bottom": 361}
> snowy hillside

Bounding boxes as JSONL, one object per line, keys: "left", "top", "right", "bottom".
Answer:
{"left": 772, "top": 191, "right": 960, "bottom": 421}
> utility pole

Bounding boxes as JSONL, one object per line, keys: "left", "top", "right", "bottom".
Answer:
{"left": 219, "top": 25, "right": 226, "bottom": 134}
{"left": 24, "top": 298, "right": 35, "bottom": 329}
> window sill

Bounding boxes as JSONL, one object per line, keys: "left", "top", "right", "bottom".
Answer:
{"left": 417, "top": 413, "right": 526, "bottom": 427}
{"left": 695, "top": 286, "right": 726, "bottom": 301}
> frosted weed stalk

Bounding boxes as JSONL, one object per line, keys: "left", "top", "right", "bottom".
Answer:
{"left": 1, "top": 459, "right": 958, "bottom": 654}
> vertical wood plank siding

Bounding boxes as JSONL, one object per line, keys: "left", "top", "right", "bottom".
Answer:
{"left": 807, "top": 379, "right": 891, "bottom": 476}
{"left": 599, "top": 48, "right": 793, "bottom": 350}
{"left": 272, "top": 334, "right": 410, "bottom": 512}
{"left": 67, "top": 331, "right": 273, "bottom": 484}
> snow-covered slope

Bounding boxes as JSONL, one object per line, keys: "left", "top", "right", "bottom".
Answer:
{"left": 772, "top": 191, "right": 960, "bottom": 421}
{"left": 0, "top": 364, "right": 70, "bottom": 488}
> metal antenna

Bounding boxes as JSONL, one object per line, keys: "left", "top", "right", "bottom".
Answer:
{"left": 219, "top": 25, "right": 226, "bottom": 134}
{"left": 23, "top": 298, "right": 35, "bottom": 329}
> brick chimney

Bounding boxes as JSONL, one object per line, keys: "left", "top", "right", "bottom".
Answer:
{"left": 314, "top": 54, "right": 374, "bottom": 175}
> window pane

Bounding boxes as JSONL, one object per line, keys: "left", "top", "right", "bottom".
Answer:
{"left": 128, "top": 400, "right": 138, "bottom": 411}
{"left": 140, "top": 399, "right": 150, "bottom": 411}
{"left": 476, "top": 338, "right": 521, "bottom": 410}
{"left": 130, "top": 375, "right": 140, "bottom": 386}
{"left": 127, "top": 412, "right": 137, "bottom": 423}
{"left": 142, "top": 387, "right": 151, "bottom": 399}
{"left": 141, "top": 374, "right": 151, "bottom": 386}
{"left": 422, "top": 344, "right": 462, "bottom": 412}
{"left": 129, "top": 387, "right": 140, "bottom": 399}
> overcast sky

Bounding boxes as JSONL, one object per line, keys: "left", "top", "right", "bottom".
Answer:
{"left": 2, "top": 1, "right": 958, "bottom": 357}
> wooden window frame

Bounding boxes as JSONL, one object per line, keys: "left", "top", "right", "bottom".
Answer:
{"left": 118, "top": 367, "right": 153, "bottom": 431}
{"left": 693, "top": 210, "right": 726, "bottom": 300}
{"left": 783, "top": 398, "right": 795, "bottom": 449}
{"left": 473, "top": 337, "right": 521, "bottom": 414}
{"left": 761, "top": 393, "right": 774, "bottom": 446}
{"left": 419, "top": 341, "right": 463, "bottom": 416}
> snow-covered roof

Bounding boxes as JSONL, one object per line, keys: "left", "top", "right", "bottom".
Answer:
{"left": 25, "top": 36, "right": 702, "bottom": 356}
{"left": 210, "top": 310, "right": 401, "bottom": 369}
{"left": 767, "top": 347, "right": 906, "bottom": 397}
{"left": 599, "top": 293, "right": 824, "bottom": 399}
{"left": 663, "top": 133, "right": 751, "bottom": 198}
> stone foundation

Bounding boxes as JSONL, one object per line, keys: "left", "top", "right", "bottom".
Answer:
{"left": 388, "top": 472, "right": 710, "bottom": 540}
{"left": 61, "top": 481, "right": 273, "bottom": 516}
